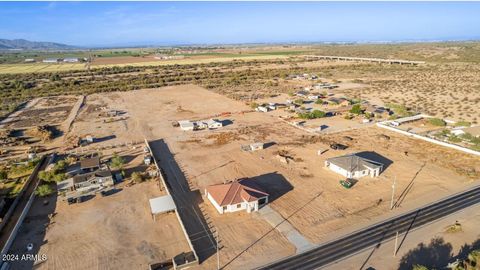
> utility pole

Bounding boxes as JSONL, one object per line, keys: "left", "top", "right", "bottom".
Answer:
{"left": 390, "top": 176, "right": 397, "bottom": 210}
{"left": 394, "top": 231, "right": 399, "bottom": 257}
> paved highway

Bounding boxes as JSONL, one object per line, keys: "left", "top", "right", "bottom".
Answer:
{"left": 259, "top": 185, "right": 480, "bottom": 270}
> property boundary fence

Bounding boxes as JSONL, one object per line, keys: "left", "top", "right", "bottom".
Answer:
{"left": 144, "top": 139, "right": 199, "bottom": 267}
{"left": 0, "top": 155, "right": 50, "bottom": 269}
{"left": 377, "top": 121, "right": 480, "bottom": 156}
{"left": 65, "top": 140, "right": 143, "bottom": 155}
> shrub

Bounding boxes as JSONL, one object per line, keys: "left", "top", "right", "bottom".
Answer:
{"left": 131, "top": 172, "right": 144, "bottom": 183}
{"left": 455, "top": 121, "right": 471, "bottom": 127}
{"left": 468, "top": 250, "right": 480, "bottom": 264}
{"left": 38, "top": 170, "right": 66, "bottom": 182}
{"left": 0, "top": 169, "right": 7, "bottom": 180}
{"left": 35, "top": 184, "right": 54, "bottom": 197}
{"left": 386, "top": 103, "right": 411, "bottom": 117}
{"left": 315, "top": 99, "right": 323, "bottom": 105}
{"left": 429, "top": 118, "right": 447, "bottom": 126}
{"left": 298, "top": 110, "right": 326, "bottom": 119}
{"left": 54, "top": 160, "right": 67, "bottom": 172}
{"left": 110, "top": 154, "right": 125, "bottom": 169}
{"left": 294, "top": 99, "right": 304, "bottom": 105}
{"left": 412, "top": 265, "right": 428, "bottom": 270}
{"left": 350, "top": 104, "right": 363, "bottom": 115}
{"left": 250, "top": 102, "right": 259, "bottom": 109}
{"left": 448, "top": 136, "right": 462, "bottom": 143}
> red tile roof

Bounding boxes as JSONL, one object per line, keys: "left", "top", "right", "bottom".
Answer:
{"left": 206, "top": 179, "right": 269, "bottom": 206}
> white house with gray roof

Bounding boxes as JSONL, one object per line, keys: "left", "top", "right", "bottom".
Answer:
{"left": 325, "top": 153, "right": 384, "bottom": 178}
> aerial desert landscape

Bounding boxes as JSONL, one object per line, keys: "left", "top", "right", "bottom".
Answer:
{"left": 1, "top": 2, "right": 480, "bottom": 270}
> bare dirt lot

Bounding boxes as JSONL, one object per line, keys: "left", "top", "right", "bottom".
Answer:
{"left": 9, "top": 180, "right": 190, "bottom": 270}
{"left": 1, "top": 96, "right": 83, "bottom": 162}
{"left": 63, "top": 85, "right": 479, "bottom": 269}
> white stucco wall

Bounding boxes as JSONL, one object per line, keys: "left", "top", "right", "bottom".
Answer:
{"left": 206, "top": 189, "right": 266, "bottom": 214}
{"left": 325, "top": 162, "right": 380, "bottom": 178}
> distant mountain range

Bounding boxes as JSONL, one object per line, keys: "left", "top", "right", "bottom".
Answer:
{"left": 0, "top": 39, "right": 77, "bottom": 50}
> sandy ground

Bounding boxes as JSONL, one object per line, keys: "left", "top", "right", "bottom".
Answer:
{"left": 1, "top": 96, "right": 83, "bottom": 162}
{"left": 61, "top": 85, "right": 480, "bottom": 269}
{"left": 8, "top": 180, "right": 190, "bottom": 270}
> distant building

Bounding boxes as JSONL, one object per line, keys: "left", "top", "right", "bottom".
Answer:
{"left": 390, "top": 115, "right": 424, "bottom": 127}
{"left": 206, "top": 119, "right": 223, "bottom": 129}
{"left": 58, "top": 156, "right": 114, "bottom": 199}
{"left": 57, "top": 169, "right": 114, "bottom": 195}
{"left": 42, "top": 58, "right": 60, "bottom": 63}
{"left": 24, "top": 58, "right": 35, "bottom": 63}
{"left": 296, "top": 90, "right": 309, "bottom": 97}
{"left": 364, "top": 105, "right": 390, "bottom": 118}
{"left": 63, "top": 57, "right": 79, "bottom": 63}
{"left": 195, "top": 121, "right": 208, "bottom": 130}
{"left": 327, "top": 97, "right": 350, "bottom": 107}
{"left": 178, "top": 120, "right": 195, "bottom": 131}
{"left": 325, "top": 153, "right": 384, "bottom": 178}
{"left": 256, "top": 106, "right": 269, "bottom": 113}
{"left": 205, "top": 178, "right": 269, "bottom": 214}
{"left": 80, "top": 156, "right": 100, "bottom": 172}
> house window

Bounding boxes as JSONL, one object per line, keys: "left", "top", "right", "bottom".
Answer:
{"left": 236, "top": 203, "right": 241, "bottom": 209}
{"left": 223, "top": 206, "right": 227, "bottom": 211}
{"left": 258, "top": 198, "right": 267, "bottom": 205}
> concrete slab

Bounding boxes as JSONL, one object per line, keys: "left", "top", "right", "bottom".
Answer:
{"left": 257, "top": 205, "right": 315, "bottom": 254}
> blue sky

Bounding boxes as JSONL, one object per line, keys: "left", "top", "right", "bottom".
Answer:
{"left": 1, "top": 2, "right": 480, "bottom": 47}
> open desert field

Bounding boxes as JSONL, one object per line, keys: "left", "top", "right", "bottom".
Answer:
{"left": 59, "top": 85, "right": 479, "bottom": 268}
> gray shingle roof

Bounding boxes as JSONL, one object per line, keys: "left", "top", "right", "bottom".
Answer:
{"left": 326, "top": 154, "right": 383, "bottom": 172}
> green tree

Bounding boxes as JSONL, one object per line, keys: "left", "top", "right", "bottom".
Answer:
{"left": 294, "top": 99, "right": 304, "bottom": 105}
{"left": 54, "top": 160, "right": 67, "bottom": 172}
{"left": 311, "top": 110, "right": 326, "bottom": 118}
{"left": 298, "top": 110, "right": 326, "bottom": 119}
{"left": 35, "top": 184, "right": 54, "bottom": 197}
{"left": 0, "top": 169, "right": 7, "bottom": 180}
{"left": 110, "top": 154, "right": 125, "bottom": 169}
{"left": 350, "top": 104, "right": 363, "bottom": 115}
{"left": 412, "top": 265, "right": 429, "bottom": 270}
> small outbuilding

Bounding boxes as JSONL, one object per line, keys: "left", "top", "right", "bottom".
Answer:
{"left": 178, "top": 120, "right": 195, "bottom": 131}
{"left": 256, "top": 106, "right": 269, "bottom": 113}
{"left": 206, "top": 119, "right": 223, "bottom": 129}
{"left": 149, "top": 195, "right": 176, "bottom": 221}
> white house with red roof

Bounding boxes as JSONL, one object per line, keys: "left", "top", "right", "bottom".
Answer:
{"left": 205, "top": 178, "right": 269, "bottom": 214}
